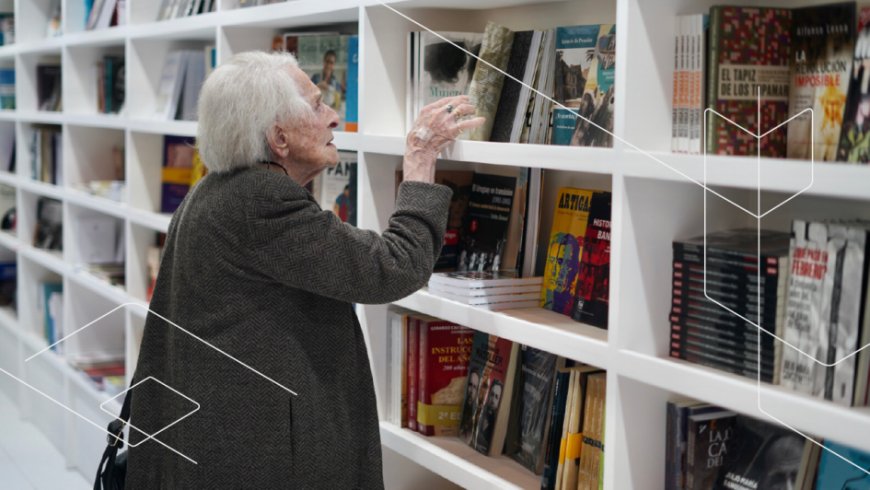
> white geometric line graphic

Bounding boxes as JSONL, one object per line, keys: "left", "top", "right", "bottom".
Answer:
{"left": 373, "top": 0, "right": 870, "bottom": 476}
{"left": 99, "top": 376, "right": 200, "bottom": 449}
{"left": 0, "top": 366, "right": 197, "bottom": 464}
{"left": 27, "top": 302, "right": 298, "bottom": 396}
{"left": 2, "top": 301, "right": 300, "bottom": 465}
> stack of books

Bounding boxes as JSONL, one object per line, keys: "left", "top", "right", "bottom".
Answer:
{"left": 427, "top": 271, "right": 542, "bottom": 311}
{"left": 669, "top": 229, "right": 790, "bottom": 383}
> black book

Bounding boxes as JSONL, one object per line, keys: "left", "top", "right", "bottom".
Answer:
{"left": 490, "top": 31, "right": 533, "bottom": 143}
{"left": 457, "top": 173, "right": 517, "bottom": 273}
{"left": 714, "top": 415, "right": 805, "bottom": 490}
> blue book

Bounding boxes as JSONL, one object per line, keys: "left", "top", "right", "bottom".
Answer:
{"left": 550, "top": 25, "right": 600, "bottom": 145}
{"left": 815, "top": 440, "right": 870, "bottom": 489}
{"left": 344, "top": 35, "right": 358, "bottom": 132}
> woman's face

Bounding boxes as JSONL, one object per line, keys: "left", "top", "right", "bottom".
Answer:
{"left": 279, "top": 66, "right": 341, "bottom": 183}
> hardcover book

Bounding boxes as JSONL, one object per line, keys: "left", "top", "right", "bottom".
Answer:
{"left": 706, "top": 6, "right": 791, "bottom": 157}
{"left": 787, "top": 2, "right": 855, "bottom": 161}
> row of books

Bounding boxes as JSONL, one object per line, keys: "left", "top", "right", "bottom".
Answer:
{"left": 29, "top": 125, "right": 63, "bottom": 186}
{"left": 408, "top": 22, "right": 615, "bottom": 147}
{"left": 666, "top": 396, "right": 870, "bottom": 489}
{"left": 86, "top": 0, "right": 126, "bottom": 31}
{"left": 272, "top": 32, "right": 359, "bottom": 132}
{"left": 160, "top": 135, "right": 206, "bottom": 213}
{"left": 386, "top": 308, "right": 607, "bottom": 489}
{"left": 156, "top": 0, "right": 216, "bottom": 21}
{"left": 670, "top": 222, "right": 870, "bottom": 408}
{"left": 672, "top": 2, "right": 870, "bottom": 164}
{"left": 427, "top": 272, "right": 542, "bottom": 310}
{"left": 97, "top": 55, "right": 125, "bottom": 114}
{"left": 155, "top": 47, "right": 215, "bottom": 121}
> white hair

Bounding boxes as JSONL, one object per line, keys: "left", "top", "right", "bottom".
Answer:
{"left": 196, "top": 51, "right": 312, "bottom": 173}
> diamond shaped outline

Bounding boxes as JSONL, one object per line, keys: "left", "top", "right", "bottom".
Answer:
{"left": 99, "top": 375, "right": 200, "bottom": 448}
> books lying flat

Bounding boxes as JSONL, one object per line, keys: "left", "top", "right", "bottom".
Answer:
{"left": 429, "top": 270, "right": 543, "bottom": 289}
{"left": 427, "top": 287, "right": 540, "bottom": 305}
{"left": 427, "top": 282, "right": 541, "bottom": 297}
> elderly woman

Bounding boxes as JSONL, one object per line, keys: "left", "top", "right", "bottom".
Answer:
{"left": 125, "top": 51, "right": 483, "bottom": 488}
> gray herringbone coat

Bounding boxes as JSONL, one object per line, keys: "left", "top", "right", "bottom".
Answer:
{"left": 126, "top": 166, "right": 450, "bottom": 489}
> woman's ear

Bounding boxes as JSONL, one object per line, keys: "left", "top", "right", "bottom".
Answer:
{"left": 266, "top": 122, "right": 290, "bottom": 159}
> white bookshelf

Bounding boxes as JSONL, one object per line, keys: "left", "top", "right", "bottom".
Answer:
{"left": 0, "top": 0, "right": 865, "bottom": 488}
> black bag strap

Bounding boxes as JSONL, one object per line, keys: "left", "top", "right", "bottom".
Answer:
{"left": 94, "top": 381, "right": 134, "bottom": 490}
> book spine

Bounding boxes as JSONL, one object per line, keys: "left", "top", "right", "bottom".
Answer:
{"left": 417, "top": 320, "right": 429, "bottom": 434}
{"left": 407, "top": 317, "right": 419, "bottom": 431}
{"left": 705, "top": 6, "right": 721, "bottom": 156}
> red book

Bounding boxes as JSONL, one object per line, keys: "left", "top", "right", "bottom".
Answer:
{"left": 417, "top": 317, "right": 474, "bottom": 436}
{"left": 406, "top": 316, "right": 419, "bottom": 431}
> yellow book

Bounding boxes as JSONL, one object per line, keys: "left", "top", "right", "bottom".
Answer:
{"left": 541, "top": 188, "right": 594, "bottom": 316}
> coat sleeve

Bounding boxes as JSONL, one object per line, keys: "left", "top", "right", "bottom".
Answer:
{"left": 245, "top": 180, "right": 452, "bottom": 304}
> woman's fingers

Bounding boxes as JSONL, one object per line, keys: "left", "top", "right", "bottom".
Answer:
{"left": 456, "top": 116, "right": 486, "bottom": 133}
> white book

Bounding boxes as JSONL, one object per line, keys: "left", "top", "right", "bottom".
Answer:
{"left": 428, "top": 288, "right": 540, "bottom": 305}
{"left": 428, "top": 271, "right": 543, "bottom": 289}
{"left": 427, "top": 282, "right": 541, "bottom": 297}
{"left": 154, "top": 50, "right": 188, "bottom": 119}
{"left": 95, "top": 0, "right": 118, "bottom": 30}
{"left": 180, "top": 50, "right": 206, "bottom": 121}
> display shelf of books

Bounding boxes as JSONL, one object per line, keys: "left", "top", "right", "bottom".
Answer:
{"left": 380, "top": 421, "right": 540, "bottom": 489}
{"left": 222, "top": 0, "right": 358, "bottom": 28}
{"left": 66, "top": 204, "right": 126, "bottom": 292}
{"left": 64, "top": 125, "right": 125, "bottom": 200}
{"left": 64, "top": 44, "right": 125, "bottom": 115}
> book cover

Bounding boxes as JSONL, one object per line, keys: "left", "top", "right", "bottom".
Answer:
{"left": 837, "top": 7, "right": 870, "bottom": 163}
{"left": 715, "top": 415, "right": 806, "bottom": 490}
{"left": 570, "top": 24, "right": 616, "bottom": 148}
{"left": 457, "top": 173, "right": 517, "bottom": 273}
{"left": 541, "top": 187, "right": 594, "bottom": 316}
{"left": 345, "top": 35, "right": 358, "bottom": 132}
{"left": 312, "top": 151, "right": 356, "bottom": 223}
{"left": 505, "top": 347, "right": 560, "bottom": 474}
{"left": 417, "top": 318, "right": 474, "bottom": 436}
{"left": 417, "top": 31, "right": 483, "bottom": 117}
{"left": 36, "top": 65, "right": 61, "bottom": 112}
{"left": 814, "top": 440, "right": 870, "bottom": 488}
{"left": 160, "top": 135, "right": 195, "bottom": 214}
{"left": 550, "top": 25, "right": 600, "bottom": 145}
{"left": 572, "top": 191, "right": 612, "bottom": 328}
{"left": 296, "top": 35, "right": 349, "bottom": 122}
{"left": 489, "top": 30, "right": 533, "bottom": 143}
{"left": 459, "top": 331, "right": 520, "bottom": 456}
{"left": 685, "top": 410, "right": 737, "bottom": 489}
{"left": 706, "top": 6, "right": 791, "bottom": 157}
{"left": 787, "top": 3, "right": 854, "bottom": 161}
{"left": 466, "top": 22, "right": 514, "bottom": 141}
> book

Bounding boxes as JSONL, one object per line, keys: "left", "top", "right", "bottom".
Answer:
{"left": 429, "top": 270, "right": 542, "bottom": 289}
{"left": 540, "top": 367, "right": 571, "bottom": 489}
{"left": 466, "top": 22, "right": 514, "bottom": 141}
{"left": 311, "top": 151, "right": 356, "bottom": 224}
{"left": 489, "top": 30, "right": 534, "bottom": 143}
{"left": 160, "top": 135, "right": 196, "bottom": 213}
{"left": 814, "top": 440, "right": 870, "bottom": 488}
{"left": 706, "top": 6, "right": 791, "bottom": 157}
{"left": 36, "top": 64, "right": 62, "bottom": 112}
{"left": 715, "top": 415, "right": 806, "bottom": 490}
{"left": 459, "top": 331, "right": 520, "bottom": 456}
{"left": 570, "top": 24, "right": 616, "bottom": 148}
{"left": 416, "top": 317, "right": 474, "bottom": 436}
{"left": 34, "top": 197, "right": 62, "bottom": 251}
{"left": 541, "top": 187, "right": 594, "bottom": 317}
{"left": 551, "top": 25, "right": 603, "bottom": 145}
{"left": 572, "top": 191, "right": 611, "bottom": 328}
{"left": 154, "top": 51, "right": 188, "bottom": 119}
{"left": 457, "top": 173, "right": 517, "bottom": 273}
{"left": 787, "top": 3, "right": 855, "bottom": 161}
{"left": 345, "top": 35, "right": 358, "bottom": 132}
{"left": 577, "top": 371, "right": 607, "bottom": 489}
{"left": 837, "top": 7, "right": 870, "bottom": 163}
{"left": 504, "top": 347, "right": 561, "bottom": 474}
{"left": 413, "top": 31, "right": 483, "bottom": 126}
{"left": 685, "top": 409, "right": 736, "bottom": 489}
